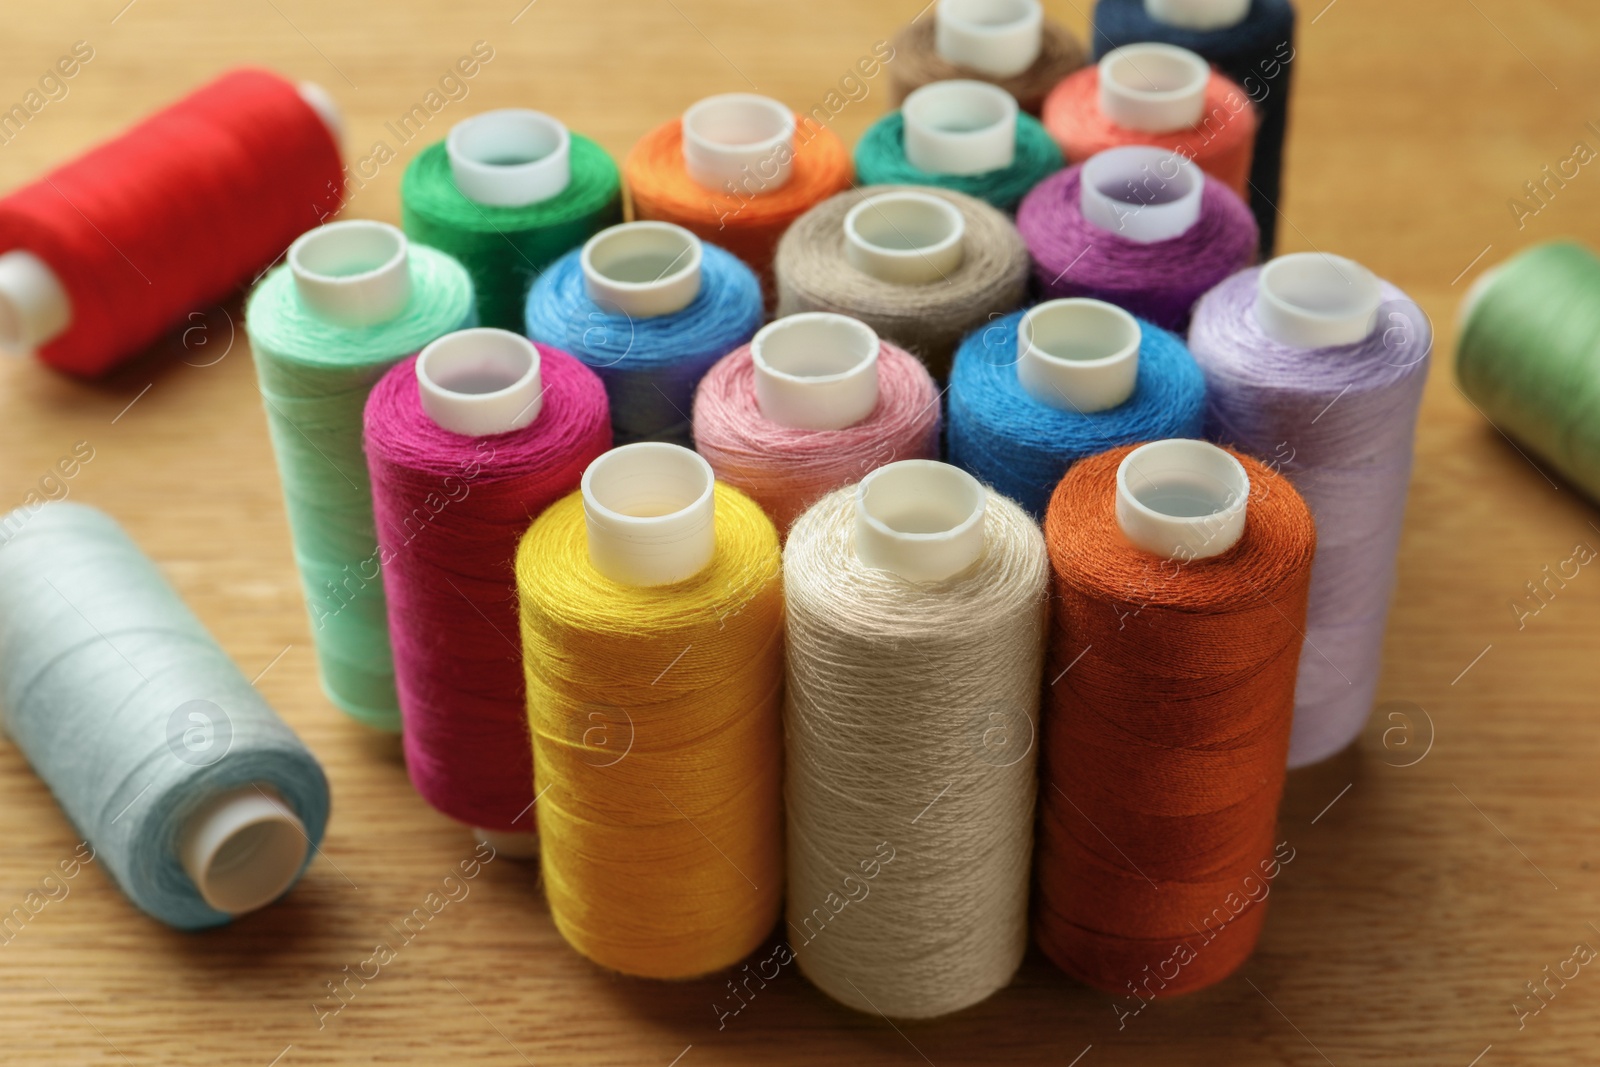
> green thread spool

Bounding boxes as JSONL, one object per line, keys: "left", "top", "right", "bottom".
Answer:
{"left": 247, "top": 220, "right": 475, "bottom": 729}
{"left": 1458, "top": 241, "right": 1600, "bottom": 500}
{"left": 401, "top": 109, "right": 622, "bottom": 330}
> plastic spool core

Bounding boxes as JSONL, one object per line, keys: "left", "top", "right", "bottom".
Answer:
{"left": 1144, "top": 0, "right": 1250, "bottom": 30}
{"left": 843, "top": 191, "right": 966, "bottom": 285}
{"left": 446, "top": 109, "right": 572, "bottom": 208}
{"left": 750, "top": 313, "right": 881, "bottom": 431}
{"left": 180, "top": 786, "right": 308, "bottom": 916}
{"left": 901, "top": 80, "right": 1019, "bottom": 176}
{"left": 934, "top": 0, "right": 1045, "bottom": 78}
{"left": 0, "top": 251, "right": 72, "bottom": 355}
{"left": 289, "top": 220, "right": 413, "bottom": 328}
{"left": 855, "top": 460, "right": 988, "bottom": 582}
{"left": 296, "top": 81, "right": 345, "bottom": 145}
{"left": 1116, "top": 438, "right": 1248, "bottom": 560}
{"left": 681, "top": 94, "right": 797, "bottom": 193}
{"left": 581, "top": 222, "right": 703, "bottom": 318}
{"left": 1098, "top": 43, "right": 1210, "bottom": 133}
{"left": 1079, "top": 145, "right": 1204, "bottom": 243}
{"left": 582, "top": 443, "right": 717, "bottom": 587}
{"left": 416, "top": 327, "right": 544, "bottom": 437}
{"left": 1017, "top": 298, "right": 1141, "bottom": 413}
{"left": 1255, "top": 253, "right": 1383, "bottom": 348}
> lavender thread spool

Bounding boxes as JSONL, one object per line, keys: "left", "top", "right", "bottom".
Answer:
{"left": 1188, "top": 254, "right": 1431, "bottom": 767}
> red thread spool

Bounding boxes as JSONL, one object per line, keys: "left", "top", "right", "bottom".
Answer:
{"left": 1036, "top": 441, "right": 1314, "bottom": 997}
{"left": 364, "top": 329, "right": 611, "bottom": 848}
{"left": 0, "top": 68, "right": 343, "bottom": 376}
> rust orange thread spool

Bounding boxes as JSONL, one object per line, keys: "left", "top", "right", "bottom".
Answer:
{"left": 1036, "top": 440, "right": 1314, "bottom": 997}
{"left": 625, "top": 93, "right": 852, "bottom": 292}
{"left": 1041, "top": 43, "right": 1256, "bottom": 199}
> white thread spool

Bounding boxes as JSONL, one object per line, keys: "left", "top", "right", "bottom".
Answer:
{"left": 580, "top": 222, "right": 703, "bottom": 317}
{"left": 179, "top": 786, "right": 308, "bottom": 916}
{"left": 842, "top": 190, "right": 966, "bottom": 284}
{"left": 1144, "top": 0, "right": 1250, "bottom": 30}
{"left": 749, "top": 313, "right": 881, "bottom": 432}
{"left": 1098, "top": 43, "right": 1210, "bottom": 133}
{"left": 446, "top": 109, "right": 572, "bottom": 207}
{"left": 1017, "top": 298, "right": 1141, "bottom": 413}
{"left": 934, "top": 0, "right": 1045, "bottom": 77}
{"left": 1116, "top": 438, "right": 1248, "bottom": 560}
{"left": 854, "top": 460, "right": 988, "bottom": 582}
{"left": 901, "top": 80, "right": 1019, "bottom": 176}
{"left": 1079, "top": 145, "right": 1204, "bottom": 243}
{"left": 0, "top": 82, "right": 343, "bottom": 357}
{"left": 1254, "top": 252, "right": 1382, "bottom": 348}
{"left": 682, "top": 94, "right": 796, "bottom": 193}
{"left": 582, "top": 443, "right": 717, "bottom": 587}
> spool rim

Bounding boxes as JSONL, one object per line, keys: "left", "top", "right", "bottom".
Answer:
{"left": 180, "top": 786, "right": 308, "bottom": 916}
{"left": 580, "top": 221, "right": 704, "bottom": 318}
{"left": 934, "top": 0, "right": 1045, "bottom": 78}
{"left": 1079, "top": 145, "right": 1204, "bottom": 244}
{"left": 1115, "top": 439, "right": 1249, "bottom": 560}
{"left": 1255, "top": 253, "right": 1383, "bottom": 348}
{"left": 288, "top": 220, "right": 413, "bottom": 328}
{"left": 900, "top": 79, "right": 1019, "bottom": 176}
{"left": 446, "top": 108, "right": 573, "bottom": 208}
{"left": 415, "top": 328, "right": 545, "bottom": 437}
{"left": 1097, "top": 43, "right": 1210, "bottom": 133}
{"left": 854, "top": 460, "right": 988, "bottom": 582}
{"left": 750, "top": 313, "right": 882, "bottom": 431}
{"left": 843, "top": 191, "right": 967, "bottom": 284}
{"left": 1016, "top": 298, "right": 1142, "bottom": 413}
{"left": 681, "top": 93, "right": 797, "bottom": 193}
{"left": 581, "top": 443, "right": 718, "bottom": 587}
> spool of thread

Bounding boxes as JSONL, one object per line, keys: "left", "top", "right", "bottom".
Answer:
{"left": 853, "top": 80, "right": 1063, "bottom": 212}
{"left": 364, "top": 329, "right": 611, "bottom": 851}
{"left": 401, "top": 109, "right": 622, "bottom": 330}
{"left": 774, "top": 185, "right": 1030, "bottom": 378}
{"left": 1017, "top": 147, "right": 1257, "bottom": 331}
{"left": 1092, "top": 0, "right": 1296, "bottom": 254}
{"left": 525, "top": 222, "right": 762, "bottom": 446}
{"left": 947, "top": 300, "right": 1206, "bottom": 518}
{"left": 516, "top": 443, "right": 784, "bottom": 978}
{"left": 692, "top": 313, "right": 941, "bottom": 532}
{"left": 888, "top": 0, "right": 1088, "bottom": 116}
{"left": 247, "top": 220, "right": 476, "bottom": 730}
{"left": 1036, "top": 440, "right": 1315, "bottom": 996}
{"left": 1042, "top": 43, "right": 1257, "bottom": 199}
{"left": 1188, "top": 255, "right": 1431, "bottom": 768}
{"left": 0, "top": 68, "right": 343, "bottom": 377}
{"left": 784, "top": 460, "right": 1048, "bottom": 1018}
{"left": 0, "top": 503, "right": 330, "bottom": 929}
{"left": 625, "top": 93, "right": 853, "bottom": 289}
{"left": 1457, "top": 241, "right": 1600, "bottom": 502}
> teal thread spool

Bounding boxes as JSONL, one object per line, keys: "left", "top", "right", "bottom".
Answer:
{"left": 1458, "top": 241, "right": 1600, "bottom": 500}
{"left": 854, "top": 79, "right": 1063, "bottom": 212}
{"left": 0, "top": 503, "right": 330, "bottom": 929}
{"left": 402, "top": 109, "right": 622, "bottom": 330}
{"left": 247, "top": 220, "right": 475, "bottom": 729}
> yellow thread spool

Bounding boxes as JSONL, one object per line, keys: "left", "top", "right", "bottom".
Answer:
{"left": 516, "top": 443, "right": 784, "bottom": 978}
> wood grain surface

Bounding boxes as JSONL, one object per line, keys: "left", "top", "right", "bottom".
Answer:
{"left": 2, "top": 1, "right": 1598, "bottom": 1063}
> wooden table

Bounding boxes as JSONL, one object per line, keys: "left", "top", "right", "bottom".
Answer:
{"left": 2, "top": 1, "right": 1597, "bottom": 1063}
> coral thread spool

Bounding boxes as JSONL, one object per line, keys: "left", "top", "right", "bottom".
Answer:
{"left": 0, "top": 69, "right": 343, "bottom": 375}
{"left": 364, "top": 328, "right": 611, "bottom": 855}
{"left": 1036, "top": 440, "right": 1314, "bottom": 996}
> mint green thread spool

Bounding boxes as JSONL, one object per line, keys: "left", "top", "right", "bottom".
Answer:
{"left": 401, "top": 109, "right": 622, "bottom": 331}
{"left": 247, "top": 220, "right": 475, "bottom": 729}
{"left": 1458, "top": 241, "right": 1600, "bottom": 501}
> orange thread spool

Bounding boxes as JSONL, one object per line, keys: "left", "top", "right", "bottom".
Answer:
{"left": 1041, "top": 53, "right": 1256, "bottom": 199}
{"left": 1035, "top": 442, "right": 1314, "bottom": 997}
{"left": 625, "top": 98, "right": 852, "bottom": 291}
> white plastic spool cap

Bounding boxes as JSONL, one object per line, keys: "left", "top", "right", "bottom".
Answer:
{"left": 447, "top": 109, "right": 572, "bottom": 207}
{"left": 934, "top": 0, "right": 1045, "bottom": 78}
{"left": 843, "top": 191, "right": 966, "bottom": 285}
{"left": 581, "top": 222, "right": 703, "bottom": 318}
{"left": 582, "top": 443, "right": 717, "bottom": 587}
{"left": 855, "top": 460, "right": 988, "bottom": 582}
{"left": 1144, "top": 0, "right": 1250, "bottom": 30}
{"left": 1255, "top": 252, "right": 1383, "bottom": 348}
{"left": 1098, "top": 43, "right": 1210, "bottom": 133}
{"left": 1017, "top": 298, "right": 1141, "bottom": 413}
{"left": 0, "top": 251, "right": 72, "bottom": 355}
{"left": 297, "top": 81, "right": 345, "bottom": 145}
{"left": 902, "top": 80, "right": 1019, "bottom": 176}
{"left": 289, "top": 220, "right": 413, "bottom": 328}
{"left": 681, "top": 94, "right": 796, "bottom": 193}
{"left": 416, "top": 328, "right": 544, "bottom": 437}
{"left": 180, "top": 785, "right": 308, "bottom": 916}
{"left": 1116, "top": 439, "right": 1248, "bottom": 560}
{"left": 473, "top": 828, "right": 539, "bottom": 858}
{"left": 750, "top": 313, "right": 880, "bottom": 431}
{"left": 1079, "top": 146, "right": 1204, "bottom": 243}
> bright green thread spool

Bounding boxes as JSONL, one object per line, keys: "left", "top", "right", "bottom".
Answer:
{"left": 1458, "top": 241, "right": 1600, "bottom": 500}
{"left": 401, "top": 110, "right": 622, "bottom": 330}
{"left": 247, "top": 220, "right": 475, "bottom": 729}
